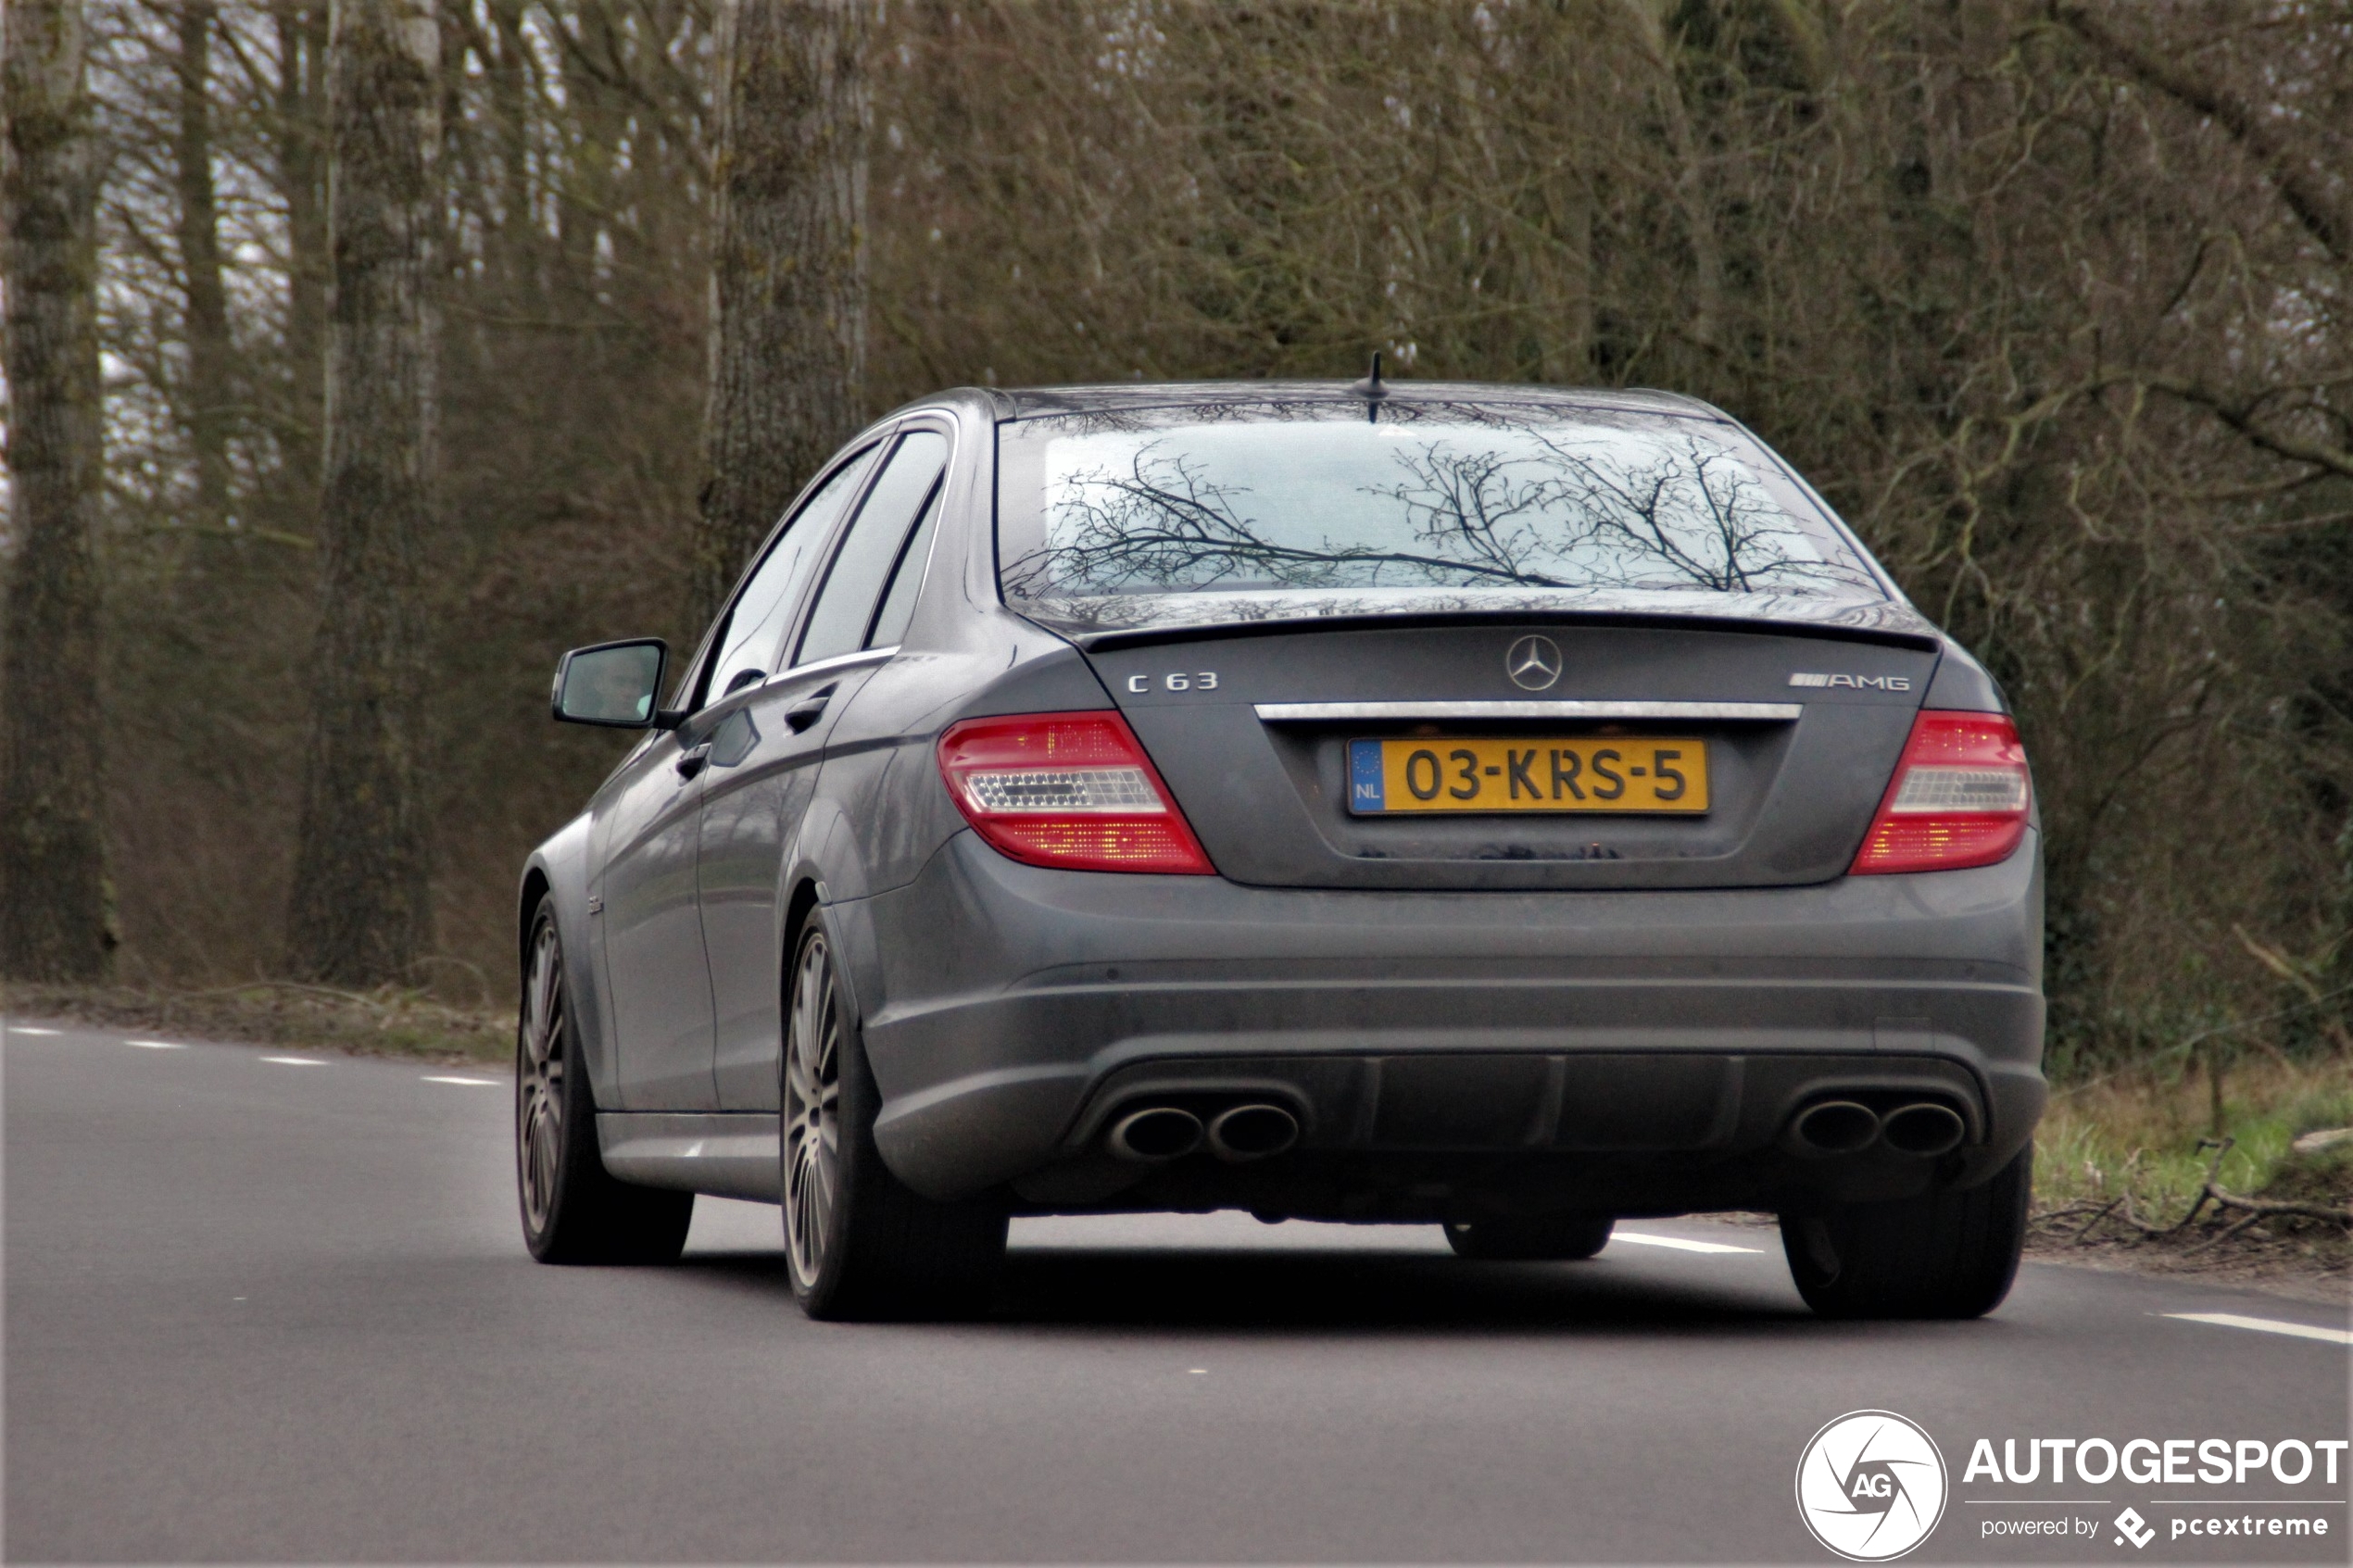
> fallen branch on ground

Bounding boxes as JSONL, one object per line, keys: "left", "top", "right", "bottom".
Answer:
{"left": 2048, "top": 1138, "right": 2352, "bottom": 1245}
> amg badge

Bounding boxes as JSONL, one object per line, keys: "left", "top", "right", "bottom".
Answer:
{"left": 1789, "top": 671, "right": 1911, "bottom": 691}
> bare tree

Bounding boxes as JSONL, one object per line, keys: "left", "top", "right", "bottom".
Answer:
{"left": 283, "top": 0, "right": 440, "bottom": 985}
{"left": 691, "top": 0, "right": 869, "bottom": 631}
{"left": 171, "top": 0, "right": 233, "bottom": 538}
{"left": 270, "top": 0, "right": 331, "bottom": 490}
{"left": 2, "top": 0, "right": 112, "bottom": 982}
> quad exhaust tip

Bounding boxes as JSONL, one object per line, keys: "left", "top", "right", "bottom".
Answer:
{"left": 1791, "top": 1100, "right": 1881, "bottom": 1155}
{"left": 1207, "top": 1103, "right": 1301, "bottom": 1162}
{"left": 1788, "top": 1098, "right": 1968, "bottom": 1156}
{"left": 1105, "top": 1102, "right": 1302, "bottom": 1163}
{"left": 1881, "top": 1101, "right": 1967, "bottom": 1157}
{"left": 1107, "top": 1106, "right": 1204, "bottom": 1162}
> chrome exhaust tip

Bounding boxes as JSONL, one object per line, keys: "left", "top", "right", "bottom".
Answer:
{"left": 1106, "top": 1106, "right": 1205, "bottom": 1162}
{"left": 1881, "top": 1102, "right": 1967, "bottom": 1157}
{"left": 1206, "top": 1103, "right": 1300, "bottom": 1162}
{"left": 1791, "top": 1099, "right": 1881, "bottom": 1155}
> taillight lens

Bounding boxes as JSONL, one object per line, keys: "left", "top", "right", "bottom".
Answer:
{"left": 937, "top": 710, "right": 1215, "bottom": 875}
{"left": 1849, "top": 710, "right": 2032, "bottom": 874}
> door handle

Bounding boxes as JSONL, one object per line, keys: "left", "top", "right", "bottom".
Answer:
{"left": 785, "top": 684, "right": 837, "bottom": 734}
{"left": 674, "top": 742, "right": 712, "bottom": 781}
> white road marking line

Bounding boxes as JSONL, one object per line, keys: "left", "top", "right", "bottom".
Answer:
{"left": 7, "top": 1025, "right": 62, "bottom": 1035}
{"left": 1611, "top": 1231, "right": 1763, "bottom": 1255}
{"left": 422, "top": 1075, "right": 499, "bottom": 1086}
{"left": 2161, "top": 1311, "right": 2352, "bottom": 1347}
{"left": 1187, "top": 1368, "right": 1208, "bottom": 1375}
{"left": 258, "top": 1056, "right": 324, "bottom": 1066}
{"left": 124, "top": 1039, "right": 185, "bottom": 1050}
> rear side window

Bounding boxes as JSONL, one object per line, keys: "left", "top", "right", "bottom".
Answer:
{"left": 796, "top": 431, "right": 948, "bottom": 666}
{"left": 995, "top": 401, "right": 1883, "bottom": 633}
{"left": 865, "top": 483, "right": 944, "bottom": 650}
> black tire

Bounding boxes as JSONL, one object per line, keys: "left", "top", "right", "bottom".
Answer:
{"left": 516, "top": 897, "right": 694, "bottom": 1264}
{"left": 1780, "top": 1148, "right": 2031, "bottom": 1320}
{"left": 1444, "top": 1213, "right": 1615, "bottom": 1261}
{"left": 782, "top": 917, "right": 1007, "bottom": 1321}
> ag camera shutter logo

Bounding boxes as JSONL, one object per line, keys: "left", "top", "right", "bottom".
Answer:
{"left": 1795, "top": 1410, "right": 1949, "bottom": 1562}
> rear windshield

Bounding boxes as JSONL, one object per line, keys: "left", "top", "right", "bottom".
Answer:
{"left": 995, "top": 400, "right": 1886, "bottom": 633}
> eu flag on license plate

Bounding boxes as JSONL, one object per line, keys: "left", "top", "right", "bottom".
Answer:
{"left": 1349, "top": 740, "right": 1385, "bottom": 811}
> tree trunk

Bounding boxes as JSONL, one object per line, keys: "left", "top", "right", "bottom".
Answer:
{"left": 691, "top": 0, "right": 869, "bottom": 631}
{"left": 173, "top": 0, "right": 233, "bottom": 536}
{"left": 271, "top": 1, "right": 330, "bottom": 494}
{"left": 284, "top": 0, "right": 439, "bottom": 985}
{"left": 1, "top": 0, "right": 112, "bottom": 982}
{"left": 1625, "top": 0, "right": 1720, "bottom": 356}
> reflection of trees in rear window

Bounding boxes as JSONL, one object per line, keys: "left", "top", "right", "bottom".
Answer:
{"left": 1000, "top": 412, "right": 1878, "bottom": 601}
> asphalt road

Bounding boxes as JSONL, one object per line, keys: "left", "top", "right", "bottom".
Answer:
{"left": 7, "top": 1019, "right": 2348, "bottom": 1564}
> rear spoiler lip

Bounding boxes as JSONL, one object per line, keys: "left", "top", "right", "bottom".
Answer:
{"left": 1053, "top": 608, "right": 1944, "bottom": 656}
{"left": 1254, "top": 698, "right": 1806, "bottom": 723}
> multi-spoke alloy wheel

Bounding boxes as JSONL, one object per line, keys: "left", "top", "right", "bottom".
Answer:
{"left": 783, "top": 931, "right": 844, "bottom": 1288}
{"left": 779, "top": 915, "right": 1008, "bottom": 1320}
{"left": 513, "top": 896, "right": 694, "bottom": 1264}
{"left": 518, "top": 919, "right": 569, "bottom": 1236}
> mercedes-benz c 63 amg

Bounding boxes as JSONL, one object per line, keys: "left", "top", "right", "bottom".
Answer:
{"left": 517, "top": 379, "right": 2044, "bottom": 1321}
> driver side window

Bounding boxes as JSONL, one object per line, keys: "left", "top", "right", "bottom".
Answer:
{"left": 697, "top": 442, "right": 882, "bottom": 709}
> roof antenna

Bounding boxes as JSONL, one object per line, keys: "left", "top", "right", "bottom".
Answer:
{"left": 1351, "top": 351, "right": 1389, "bottom": 421}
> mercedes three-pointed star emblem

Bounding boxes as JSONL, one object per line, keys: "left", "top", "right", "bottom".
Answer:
{"left": 1505, "top": 634, "right": 1562, "bottom": 691}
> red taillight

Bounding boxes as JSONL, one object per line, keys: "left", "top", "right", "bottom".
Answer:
{"left": 936, "top": 710, "right": 1215, "bottom": 875}
{"left": 1849, "top": 709, "right": 2032, "bottom": 874}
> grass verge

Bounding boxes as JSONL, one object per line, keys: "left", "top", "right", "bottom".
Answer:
{"left": 2, "top": 981, "right": 513, "bottom": 1065}
{"left": 2031, "top": 1053, "right": 2352, "bottom": 1293}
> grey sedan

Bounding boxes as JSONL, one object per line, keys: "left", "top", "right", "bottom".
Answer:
{"left": 518, "top": 379, "right": 2044, "bottom": 1321}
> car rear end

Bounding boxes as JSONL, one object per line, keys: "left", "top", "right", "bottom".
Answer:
{"left": 853, "top": 385, "right": 2042, "bottom": 1293}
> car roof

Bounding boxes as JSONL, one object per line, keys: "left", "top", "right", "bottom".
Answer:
{"left": 894, "top": 381, "right": 1727, "bottom": 424}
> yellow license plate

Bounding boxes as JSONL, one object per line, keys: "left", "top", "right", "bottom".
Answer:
{"left": 1348, "top": 736, "right": 1709, "bottom": 814}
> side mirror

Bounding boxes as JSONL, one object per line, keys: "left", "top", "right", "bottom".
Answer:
{"left": 551, "top": 638, "right": 673, "bottom": 729}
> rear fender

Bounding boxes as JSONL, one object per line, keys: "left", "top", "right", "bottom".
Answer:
{"left": 778, "top": 790, "right": 881, "bottom": 1073}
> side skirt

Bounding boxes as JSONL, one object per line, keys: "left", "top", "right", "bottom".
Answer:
{"left": 597, "top": 1112, "right": 780, "bottom": 1202}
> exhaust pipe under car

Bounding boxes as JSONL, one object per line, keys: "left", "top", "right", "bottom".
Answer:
{"left": 1206, "top": 1103, "right": 1301, "bottom": 1162}
{"left": 1880, "top": 1101, "right": 1967, "bottom": 1157}
{"left": 1790, "top": 1099, "right": 1881, "bottom": 1155}
{"left": 1106, "top": 1106, "right": 1205, "bottom": 1162}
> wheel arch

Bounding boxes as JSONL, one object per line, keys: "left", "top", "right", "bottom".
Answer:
{"left": 777, "top": 870, "right": 887, "bottom": 1103}
{"left": 517, "top": 810, "right": 619, "bottom": 1107}
{"left": 780, "top": 876, "right": 824, "bottom": 986}
{"left": 518, "top": 865, "right": 553, "bottom": 972}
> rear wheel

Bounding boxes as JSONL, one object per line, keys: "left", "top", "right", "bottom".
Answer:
{"left": 782, "top": 918, "right": 1007, "bottom": 1320}
{"left": 1780, "top": 1148, "right": 2030, "bottom": 1319}
{"left": 1444, "top": 1213, "right": 1614, "bottom": 1261}
{"left": 516, "top": 897, "right": 694, "bottom": 1263}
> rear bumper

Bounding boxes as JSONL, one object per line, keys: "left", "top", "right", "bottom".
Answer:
{"left": 836, "top": 831, "right": 2045, "bottom": 1213}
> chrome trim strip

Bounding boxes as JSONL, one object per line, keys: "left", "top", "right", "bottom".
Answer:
{"left": 774, "top": 645, "right": 898, "bottom": 684}
{"left": 1252, "top": 700, "right": 1804, "bottom": 722}
{"left": 597, "top": 1111, "right": 780, "bottom": 1203}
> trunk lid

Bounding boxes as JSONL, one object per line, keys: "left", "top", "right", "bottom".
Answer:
{"left": 1081, "top": 620, "right": 1938, "bottom": 890}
